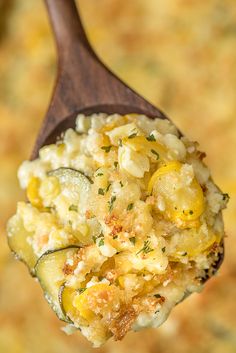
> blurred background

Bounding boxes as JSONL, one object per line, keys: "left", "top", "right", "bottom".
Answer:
{"left": 0, "top": 1, "right": 236, "bottom": 352}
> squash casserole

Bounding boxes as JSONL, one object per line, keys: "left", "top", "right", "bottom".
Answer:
{"left": 7, "top": 113, "right": 228, "bottom": 346}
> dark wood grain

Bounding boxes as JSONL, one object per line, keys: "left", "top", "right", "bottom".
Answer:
{"left": 32, "top": 0, "right": 168, "bottom": 158}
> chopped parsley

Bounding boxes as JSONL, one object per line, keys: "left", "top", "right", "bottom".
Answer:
{"left": 98, "top": 184, "right": 112, "bottom": 195}
{"left": 98, "top": 188, "right": 105, "bottom": 195}
{"left": 118, "top": 139, "right": 123, "bottom": 147}
{"left": 114, "top": 161, "right": 118, "bottom": 169}
{"left": 146, "top": 134, "right": 156, "bottom": 142}
{"left": 44, "top": 206, "right": 54, "bottom": 213}
{"left": 136, "top": 240, "right": 154, "bottom": 255}
{"left": 96, "top": 173, "right": 104, "bottom": 177}
{"left": 127, "top": 203, "right": 134, "bottom": 211}
{"left": 119, "top": 181, "right": 124, "bottom": 187}
{"left": 78, "top": 288, "right": 86, "bottom": 294}
{"left": 108, "top": 195, "right": 116, "bottom": 212}
{"left": 129, "top": 237, "right": 136, "bottom": 245}
{"left": 189, "top": 210, "right": 194, "bottom": 215}
{"left": 151, "top": 149, "right": 159, "bottom": 160}
{"left": 182, "top": 252, "right": 188, "bottom": 256}
{"left": 128, "top": 132, "right": 137, "bottom": 139}
{"left": 154, "top": 294, "right": 162, "bottom": 299}
{"left": 94, "top": 232, "right": 105, "bottom": 246}
{"left": 101, "top": 145, "right": 112, "bottom": 153}
{"left": 113, "top": 235, "right": 118, "bottom": 239}
{"left": 162, "top": 247, "right": 166, "bottom": 253}
{"left": 68, "top": 204, "right": 78, "bottom": 212}
{"left": 98, "top": 238, "right": 105, "bottom": 246}
{"left": 106, "top": 183, "right": 112, "bottom": 192}
{"left": 222, "top": 193, "right": 230, "bottom": 202}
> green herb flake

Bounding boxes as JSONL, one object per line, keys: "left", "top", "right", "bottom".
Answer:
{"left": 98, "top": 188, "right": 105, "bottom": 195}
{"left": 222, "top": 193, "right": 230, "bottom": 202}
{"left": 128, "top": 132, "right": 137, "bottom": 139}
{"left": 189, "top": 210, "right": 194, "bottom": 215}
{"left": 182, "top": 252, "right": 188, "bottom": 256}
{"left": 78, "top": 288, "right": 87, "bottom": 294}
{"left": 119, "top": 181, "right": 124, "bottom": 187}
{"left": 151, "top": 149, "right": 160, "bottom": 160}
{"left": 68, "top": 204, "right": 78, "bottom": 212}
{"left": 118, "top": 139, "right": 123, "bottom": 147}
{"left": 146, "top": 134, "right": 156, "bottom": 142}
{"left": 114, "top": 161, "right": 118, "bottom": 169}
{"left": 98, "top": 238, "right": 105, "bottom": 247}
{"left": 162, "top": 247, "right": 166, "bottom": 253}
{"left": 44, "top": 206, "right": 54, "bottom": 213}
{"left": 154, "top": 294, "right": 162, "bottom": 299}
{"left": 92, "top": 236, "right": 97, "bottom": 243}
{"left": 108, "top": 195, "right": 116, "bottom": 212}
{"left": 113, "top": 235, "right": 118, "bottom": 239}
{"left": 127, "top": 203, "right": 134, "bottom": 211}
{"left": 101, "top": 145, "right": 112, "bottom": 153}
{"left": 106, "top": 183, "right": 112, "bottom": 192}
{"left": 96, "top": 173, "right": 104, "bottom": 177}
{"left": 129, "top": 237, "right": 136, "bottom": 245}
{"left": 136, "top": 240, "right": 154, "bottom": 255}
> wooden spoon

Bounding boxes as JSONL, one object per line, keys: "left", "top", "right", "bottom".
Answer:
{"left": 32, "top": 0, "right": 168, "bottom": 159}
{"left": 31, "top": 0, "right": 223, "bottom": 274}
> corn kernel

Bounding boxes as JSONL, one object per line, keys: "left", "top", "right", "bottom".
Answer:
{"left": 26, "top": 177, "right": 42, "bottom": 208}
{"left": 123, "top": 135, "right": 167, "bottom": 161}
{"left": 118, "top": 275, "right": 125, "bottom": 288}
{"left": 57, "top": 143, "right": 65, "bottom": 156}
{"left": 73, "top": 223, "right": 91, "bottom": 245}
{"left": 39, "top": 176, "right": 61, "bottom": 201}
{"left": 73, "top": 284, "right": 112, "bottom": 321}
{"left": 106, "top": 123, "right": 140, "bottom": 145}
{"left": 94, "top": 167, "right": 109, "bottom": 190}
{"left": 118, "top": 146, "right": 150, "bottom": 178}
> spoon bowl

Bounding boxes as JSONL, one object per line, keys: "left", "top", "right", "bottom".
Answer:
{"left": 32, "top": 0, "right": 168, "bottom": 158}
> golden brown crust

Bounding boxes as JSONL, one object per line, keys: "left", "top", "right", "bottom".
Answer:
{"left": 62, "top": 251, "right": 82, "bottom": 275}
{"left": 109, "top": 305, "right": 138, "bottom": 341}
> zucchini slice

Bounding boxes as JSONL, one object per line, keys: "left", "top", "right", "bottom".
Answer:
{"left": 59, "top": 284, "right": 77, "bottom": 323}
{"left": 59, "top": 284, "right": 92, "bottom": 324}
{"left": 7, "top": 214, "right": 37, "bottom": 275}
{"left": 35, "top": 246, "right": 80, "bottom": 321}
{"left": 48, "top": 168, "right": 92, "bottom": 214}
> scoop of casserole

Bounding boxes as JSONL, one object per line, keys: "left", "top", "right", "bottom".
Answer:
{"left": 7, "top": 113, "right": 228, "bottom": 346}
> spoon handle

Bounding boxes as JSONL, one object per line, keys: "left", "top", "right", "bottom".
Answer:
{"left": 45, "top": 0, "right": 118, "bottom": 124}
{"left": 44, "top": 0, "right": 163, "bottom": 116}
{"left": 45, "top": 0, "right": 95, "bottom": 64}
